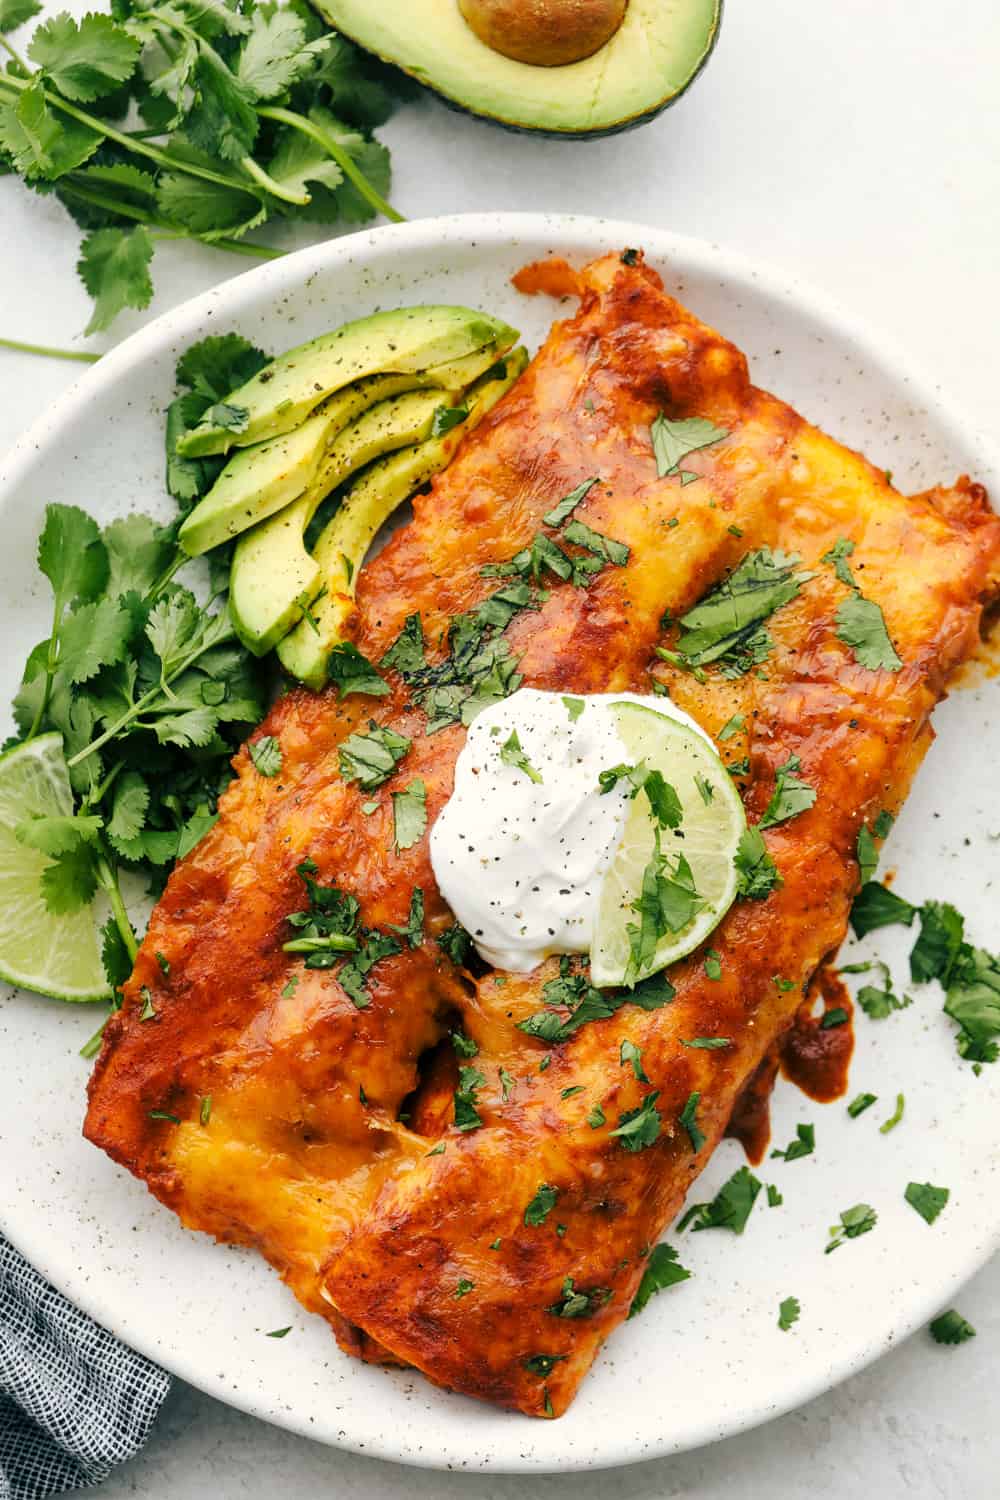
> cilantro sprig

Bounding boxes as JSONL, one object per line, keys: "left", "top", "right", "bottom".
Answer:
{"left": 0, "top": 0, "right": 406, "bottom": 336}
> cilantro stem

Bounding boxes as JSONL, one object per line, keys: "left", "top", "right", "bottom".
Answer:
{"left": 59, "top": 180, "right": 284, "bottom": 260}
{"left": 25, "top": 595, "right": 63, "bottom": 742}
{"left": 256, "top": 105, "right": 404, "bottom": 224}
{"left": 0, "top": 337, "right": 99, "bottom": 364}
{"left": 282, "top": 935, "right": 358, "bottom": 954}
{"left": 0, "top": 32, "right": 27, "bottom": 72}
{"left": 95, "top": 849, "right": 138, "bottom": 964}
{"left": 239, "top": 155, "right": 310, "bottom": 208}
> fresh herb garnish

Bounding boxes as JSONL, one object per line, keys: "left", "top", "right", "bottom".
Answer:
{"left": 650, "top": 413, "right": 729, "bottom": 478}
{"left": 561, "top": 695, "right": 585, "bottom": 721}
{"left": 683, "top": 1165, "right": 762, "bottom": 1234}
{"left": 847, "top": 1092, "right": 877, "bottom": 1118}
{"left": 771, "top": 1123, "right": 815, "bottom": 1162}
{"left": 380, "top": 613, "right": 425, "bottom": 677}
{"left": 282, "top": 860, "right": 359, "bottom": 967}
{"left": 905, "top": 1181, "right": 949, "bottom": 1225}
{"left": 760, "top": 753, "right": 816, "bottom": 829}
{"left": 609, "top": 1091, "right": 662, "bottom": 1152}
{"left": 453, "top": 1277, "right": 475, "bottom": 1299}
{"left": 855, "top": 961, "right": 911, "bottom": 1020}
{"left": 825, "top": 1203, "right": 877, "bottom": 1253}
{"left": 682, "top": 1035, "right": 730, "bottom": 1049}
{"left": 703, "top": 949, "right": 722, "bottom": 981}
{"left": 389, "top": 887, "right": 424, "bottom": 949}
{"left": 733, "top": 826, "right": 782, "bottom": 900}
{"left": 325, "top": 643, "right": 389, "bottom": 700}
{"left": 929, "top": 1309, "right": 975, "bottom": 1345}
{"left": 542, "top": 477, "right": 599, "bottom": 528}
{"left": 453, "top": 1066, "right": 486, "bottom": 1132}
{"left": 627, "top": 1243, "right": 690, "bottom": 1318}
{"left": 909, "top": 901, "right": 965, "bottom": 985}
{"left": 625, "top": 831, "right": 703, "bottom": 983}
{"left": 849, "top": 882, "right": 917, "bottom": 938}
{"left": 546, "top": 1276, "right": 610, "bottom": 1320}
{"left": 523, "top": 1353, "right": 566, "bottom": 1376}
{"left": 248, "top": 734, "right": 281, "bottom": 777}
{"left": 391, "top": 777, "right": 427, "bottom": 851}
{"left": 879, "top": 1092, "right": 905, "bottom": 1134}
{"left": 619, "top": 1038, "right": 648, "bottom": 1082}
{"left": 820, "top": 1007, "right": 848, "bottom": 1029}
{"left": 265, "top": 1327, "right": 291, "bottom": 1339}
{"left": 430, "top": 404, "right": 468, "bottom": 438}
{"left": 437, "top": 922, "right": 472, "bottom": 967}
{"left": 678, "top": 1090, "right": 705, "bottom": 1151}
{"left": 524, "top": 1183, "right": 558, "bottom": 1226}
{"left": 338, "top": 721, "right": 410, "bottom": 789}
{"left": 199, "top": 1094, "right": 212, "bottom": 1125}
{"left": 587, "top": 1102, "right": 606, "bottom": 1128}
{"left": 717, "top": 713, "right": 744, "bottom": 741}
{"left": 778, "top": 1296, "right": 800, "bottom": 1332}
{"left": 822, "top": 538, "right": 857, "bottom": 589}
{"left": 660, "top": 548, "right": 812, "bottom": 678}
{"left": 499, "top": 729, "right": 543, "bottom": 784}
{"left": 0, "top": 1, "right": 404, "bottom": 334}
{"left": 766, "top": 1183, "right": 783, "bottom": 1207}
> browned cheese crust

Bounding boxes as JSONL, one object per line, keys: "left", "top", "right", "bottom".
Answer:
{"left": 85, "top": 253, "right": 1000, "bottom": 1416}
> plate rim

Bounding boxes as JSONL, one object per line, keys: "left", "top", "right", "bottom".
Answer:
{"left": 1, "top": 210, "right": 998, "bottom": 1473}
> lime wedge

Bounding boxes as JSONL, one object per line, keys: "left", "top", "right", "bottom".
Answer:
{"left": 590, "top": 702, "right": 747, "bottom": 988}
{"left": 0, "top": 733, "right": 109, "bottom": 1002}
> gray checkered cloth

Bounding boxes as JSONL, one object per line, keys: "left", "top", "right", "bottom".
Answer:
{"left": 0, "top": 1236, "right": 170, "bottom": 1499}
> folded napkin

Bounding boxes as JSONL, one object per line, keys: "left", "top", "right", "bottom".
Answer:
{"left": 0, "top": 1237, "right": 170, "bottom": 1500}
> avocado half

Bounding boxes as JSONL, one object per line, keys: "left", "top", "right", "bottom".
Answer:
{"left": 311, "top": 0, "right": 723, "bottom": 137}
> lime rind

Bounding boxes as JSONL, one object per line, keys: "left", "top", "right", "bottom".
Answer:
{"left": 590, "top": 702, "right": 746, "bottom": 989}
{"left": 0, "top": 732, "right": 110, "bottom": 1002}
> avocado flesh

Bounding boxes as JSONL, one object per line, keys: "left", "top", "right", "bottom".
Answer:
{"left": 277, "top": 348, "right": 528, "bottom": 690}
{"left": 178, "top": 342, "right": 510, "bottom": 557}
{"left": 178, "top": 305, "right": 519, "bottom": 457}
{"left": 312, "top": 0, "right": 721, "bottom": 137}
{"left": 229, "top": 387, "right": 461, "bottom": 655}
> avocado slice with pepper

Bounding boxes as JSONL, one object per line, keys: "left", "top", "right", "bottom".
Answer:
{"left": 276, "top": 348, "right": 528, "bottom": 690}
{"left": 229, "top": 386, "right": 467, "bottom": 655}
{"left": 177, "top": 305, "right": 518, "bottom": 457}
{"left": 178, "top": 341, "right": 510, "bottom": 557}
{"left": 312, "top": 0, "right": 722, "bottom": 137}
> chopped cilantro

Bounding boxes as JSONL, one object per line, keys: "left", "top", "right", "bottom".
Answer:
{"left": 857, "top": 824, "right": 879, "bottom": 884}
{"left": 431, "top": 404, "right": 469, "bottom": 438}
{"left": 733, "top": 827, "right": 782, "bottom": 900}
{"left": 587, "top": 1101, "right": 606, "bottom": 1128}
{"left": 138, "top": 987, "right": 156, "bottom": 1022}
{"left": 561, "top": 518, "right": 629, "bottom": 568}
{"left": 855, "top": 959, "right": 911, "bottom": 1019}
{"left": 248, "top": 735, "right": 282, "bottom": 778}
{"left": 694, "top": 772, "right": 715, "bottom": 805}
{"left": 874, "top": 809, "right": 894, "bottom": 839}
{"left": 500, "top": 729, "right": 543, "bottom": 784}
{"left": 650, "top": 413, "right": 729, "bottom": 478}
{"left": 628, "top": 1243, "right": 691, "bottom": 1318}
{"left": 426, "top": 1142, "right": 446, "bottom": 1157}
{"left": 338, "top": 930, "right": 403, "bottom": 1008}
{"left": 450, "top": 1027, "right": 478, "bottom": 1059}
{"left": 560, "top": 1085, "right": 584, "bottom": 1100}
{"left": 904, "top": 1181, "right": 949, "bottom": 1225}
{"left": 929, "top": 1309, "right": 975, "bottom": 1345}
{"left": 820, "top": 1007, "right": 849, "bottom": 1029}
{"left": 682, "top": 1036, "right": 730, "bottom": 1049}
{"left": 771, "top": 1123, "right": 815, "bottom": 1162}
{"left": 148, "top": 1109, "right": 179, "bottom": 1123}
{"left": 686, "top": 1166, "right": 762, "bottom": 1234}
{"left": 265, "top": 1327, "right": 291, "bottom": 1339}
{"left": 453, "top": 1277, "right": 475, "bottom": 1299}
{"left": 392, "top": 778, "right": 427, "bottom": 852}
{"left": 910, "top": 901, "right": 965, "bottom": 985}
{"left": 835, "top": 593, "right": 902, "bottom": 672}
{"left": 546, "top": 1276, "right": 610, "bottom": 1319}
{"left": 380, "top": 614, "right": 426, "bottom": 678}
{"left": 879, "top": 1092, "right": 905, "bottom": 1134}
{"left": 524, "top": 1183, "right": 559, "bottom": 1226}
{"left": 847, "top": 1092, "right": 877, "bottom": 1118}
{"left": 389, "top": 887, "right": 424, "bottom": 949}
{"left": 767, "top": 1184, "right": 783, "bottom": 1207}
{"left": 620, "top": 1038, "right": 649, "bottom": 1082}
{"left": 778, "top": 1296, "right": 800, "bottom": 1332}
{"left": 717, "top": 713, "right": 745, "bottom": 741}
{"left": 283, "top": 862, "right": 360, "bottom": 968}
{"left": 822, "top": 537, "right": 858, "bottom": 589}
{"left": 663, "top": 548, "right": 812, "bottom": 676}
{"left": 760, "top": 752, "right": 816, "bottom": 829}
{"left": 703, "top": 949, "right": 722, "bottom": 981}
{"left": 849, "top": 882, "right": 917, "bottom": 939}
{"left": 338, "top": 722, "right": 411, "bottom": 790}
{"left": 626, "top": 832, "right": 703, "bottom": 983}
{"left": 453, "top": 1066, "right": 486, "bottom": 1132}
{"left": 199, "top": 1095, "right": 212, "bottom": 1126}
{"left": 523, "top": 1353, "right": 566, "bottom": 1376}
{"left": 825, "top": 1203, "right": 877, "bottom": 1253}
{"left": 437, "top": 923, "right": 473, "bottom": 967}
{"left": 325, "top": 642, "right": 389, "bottom": 699}
{"left": 610, "top": 1091, "right": 662, "bottom": 1152}
{"left": 562, "top": 695, "right": 585, "bottom": 721}
{"left": 678, "top": 1090, "right": 705, "bottom": 1151}
{"left": 542, "top": 476, "right": 599, "bottom": 528}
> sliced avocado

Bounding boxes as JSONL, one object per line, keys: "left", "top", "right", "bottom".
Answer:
{"left": 229, "top": 387, "right": 459, "bottom": 655}
{"left": 277, "top": 348, "right": 528, "bottom": 690}
{"left": 178, "top": 343, "right": 507, "bottom": 557}
{"left": 177, "top": 305, "right": 519, "bottom": 457}
{"left": 312, "top": 0, "right": 722, "bottom": 137}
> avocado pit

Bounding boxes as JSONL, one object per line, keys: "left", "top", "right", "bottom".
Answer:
{"left": 458, "top": 0, "right": 628, "bottom": 67}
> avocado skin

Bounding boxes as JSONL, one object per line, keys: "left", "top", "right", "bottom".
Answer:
{"left": 314, "top": 0, "right": 722, "bottom": 140}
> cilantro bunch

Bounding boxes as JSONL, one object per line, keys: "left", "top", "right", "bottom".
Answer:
{"left": 0, "top": 0, "right": 406, "bottom": 336}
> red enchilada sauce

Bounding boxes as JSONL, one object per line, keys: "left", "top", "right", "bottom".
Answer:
{"left": 726, "top": 966, "right": 855, "bottom": 1163}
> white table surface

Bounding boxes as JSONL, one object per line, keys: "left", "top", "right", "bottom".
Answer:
{"left": 2, "top": 0, "right": 998, "bottom": 1494}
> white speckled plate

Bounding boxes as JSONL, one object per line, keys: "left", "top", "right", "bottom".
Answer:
{"left": 0, "top": 215, "right": 998, "bottom": 1473}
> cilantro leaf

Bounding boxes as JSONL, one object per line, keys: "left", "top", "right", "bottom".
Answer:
{"left": 15, "top": 811, "right": 102, "bottom": 857}
{"left": 107, "top": 771, "right": 149, "bottom": 849}
{"left": 847, "top": 1092, "right": 877, "bottom": 1118}
{"left": 688, "top": 1165, "right": 762, "bottom": 1234}
{"left": 943, "top": 945, "right": 1000, "bottom": 1064}
{"left": 524, "top": 1183, "right": 558, "bottom": 1226}
{"left": 734, "top": 826, "right": 782, "bottom": 900}
{"left": 499, "top": 729, "right": 542, "bottom": 784}
{"left": 717, "top": 713, "right": 744, "bottom": 742}
{"left": 156, "top": 170, "right": 265, "bottom": 239}
{"left": 39, "top": 842, "right": 98, "bottom": 914}
{"left": 380, "top": 614, "right": 425, "bottom": 678}
{"left": 325, "top": 643, "right": 389, "bottom": 699}
{"left": 849, "top": 881, "right": 917, "bottom": 938}
{"left": 857, "top": 823, "right": 879, "bottom": 884}
{"left": 856, "top": 962, "right": 911, "bottom": 1020}
{"left": 176, "top": 332, "right": 270, "bottom": 402}
{"left": 338, "top": 929, "right": 401, "bottom": 1006}
{"left": 236, "top": 8, "right": 327, "bottom": 102}
{"left": 77, "top": 226, "right": 154, "bottom": 335}
{"left": 620, "top": 1038, "right": 648, "bottom": 1082}
{"left": 778, "top": 1295, "right": 800, "bottom": 1332}
{"left": 835, "top": 593, "right": 902, "bottom": 672}
{"left": 430, "top": 403, "right": 469, "bottom": 438}
{"left": 678, "top": 1090, "right": 705, "bottom": 1151}
{"left": 821, "top": 537, "right": 858, "bottom": 589}
{"left": 628, "top": 1243, "right": 690, "bottom": 1318}
{"left": 771, "top": 1122, "right": 815, "bottom": 1162}
{"left": 825, "top": 1202, "right": 877, "bottom": 1253}
{"left": 0, "top": 0, "right": 42, "bottom": 31}
{"left": 0, "top": 79, "right": 102, "bottom": 180}
{"left": 562, "top": 695, "right": 584, "bottom": 721}
{"left": 437, "top": 923, "right": 472, "bottom": 967}
{"left": 37, "top": 503, "right": 107, "bottom": 613}
{"left": 929, "top": 1309, "right": 976, "bottom": 1345}
{"left": 650, "top": 413, "right": 729, "bottom": 477}
{"left": 546, "top": 1276, "right": 609, "bottom": 1319}
{"left": 760, "top": 752, "right": 816, "bottom": 829}
{"left": 264, "top": 115, "right": 344, "bottom": 200}
{"left": 668, "top": 548, "right": 810, "bottom": 672}
{"left": 910, "top": 901, "right": 964, "bottom": 985}
{"left": 390, "top": 887, "right": 424, "bottom": 949}
{"left": 186, "top": 52, "right": 258, "bottom": 163}
{"left": 905, "top": 1181, "right": 949, "bottom": 1225}
{"left": 248, "top": 735, "right": 282, "bottom": 777}
{"left": 609, "top": 1091, "right": 662, "bottom": 1152}
{"left": 392, "top": 778, "right": 426, "bottom": 852}
{"left": 562, "top": 518, "right": 629, "bottom": 568}
{"left": 28, "top": 13, "right": 140, "bottom": 103}
{"left": 542, "top": 477, "right": 599, "bottom": 528}
{"left": 58, "top": 598, "right": 134, "bottom": 685}
{"left": 103, "top": 514, "right": 175, "bottom": 598}
{"left": 339, "top": 722, "right": 409, "bottom": 789}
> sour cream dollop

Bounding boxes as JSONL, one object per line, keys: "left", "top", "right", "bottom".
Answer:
{"left": 429, "top": 688, "right": 709, "bottom": 973}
